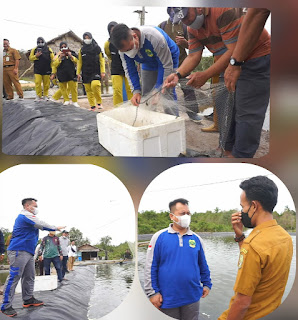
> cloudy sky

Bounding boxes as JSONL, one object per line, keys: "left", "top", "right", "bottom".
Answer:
{"left": 2, "top": 1, "right": 271, "bottom": 58}
{"left": 138, "top": 163, "right": 295, "bottom": 214}
{"left": 0, "top": 165, "right": 135, "bottom": 245}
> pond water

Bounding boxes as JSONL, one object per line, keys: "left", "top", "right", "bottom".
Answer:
{"left": 138, "top": 233, "right": 296, "bottom": 319}
{"left": 87, "top": 262, "right": 134, "bottom": 320}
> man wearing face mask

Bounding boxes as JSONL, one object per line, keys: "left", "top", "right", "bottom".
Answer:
{"left": 144, "top": 198, "right": 212, "bottom": 320}
{"left": 218, "top": 176, "right": 293, "bottom": 320}
{"left": 164, "top": 7, "right": 271, "bottom": 158}
{"left": 29, "top": 37, "right": 54, "bottom": 102}
{"left": 1, "top": 198, "right": 65, "bottom": 317}
{"left": 110, "top": 23, "right": 180, "bottom": 114}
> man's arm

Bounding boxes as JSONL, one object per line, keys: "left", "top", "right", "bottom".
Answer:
{"left": 23, "top": 211, "right": 64, "bottom": 231}
{"left": 228, "top": 8, "right": 270, "bottom": 62}
{"left": 224, "top": 8, "right": 270, "bottom": 91}
{"left": 226, "top": 293, "right": 252, "bottom": 320}
{"left": 197, "top": 240, "right": 212, "bottom": 295}
{"left": 144, "top": 232, "right": 163, "bottom": 308}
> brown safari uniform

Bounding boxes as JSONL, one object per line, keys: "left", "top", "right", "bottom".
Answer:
{"left": 3, "top": 47, "right": 24, "bottom": 99}
{"left": 218, "top": 220, "right": 293, "bottom": 320}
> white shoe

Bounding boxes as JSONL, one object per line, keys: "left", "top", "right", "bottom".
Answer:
{"left": 44, "top": 96, "right": 50, "bottom": 101}
{"left": 72, "top": 102, "right": 80, "bottom": 108}
{"left": 63, "top": 101, "right": 70, "bottom": 106}
{"left": 34, "top": 97, "right": 43, "bottom": 102}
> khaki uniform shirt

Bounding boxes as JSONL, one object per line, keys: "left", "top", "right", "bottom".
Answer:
{"left": 219, "top": 220, "right": 293, "bottom": 320}
{"left": 3, "top": 47, "right": 21, "bottom": 67}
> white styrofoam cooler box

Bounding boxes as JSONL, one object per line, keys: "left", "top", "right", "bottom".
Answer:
{"left": 97, "top": 106, "right": 186, "bottom": 157}
{"left": 16, "top": 275, "right": 57, "bottom": 293}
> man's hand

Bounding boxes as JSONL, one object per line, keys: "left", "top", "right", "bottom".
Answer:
{"left": 60, "top": 256, "right": 63, "bottom": 261}
{"left": 77, "top": 74, "right": 82, "bottom": 82}
{"left": 202, "top": 287, "right": 210, "bottom": 298}
{"left": 0, "top": 255, "right": 4, "bottom": 262}
{"left": 50, "top": 74, "right": 56, "bottom": 81}
{"left": 39, "top": 256, "right": 43, "bottom": 262}
{"left": 231, "top": 211, "right": 244, "bottom": 237}
{"left": 186, "top": 71, "right": 209, "bottom": 89}
{"left": 175, "top": 36, "right": 188, "bottom": 48}
{"left": 101, "top": 73, "right": 105, "bottom": 79}
{"left": 131, "top": 93, "right": 141, "bottom": 107}
{"left": 149, "top": 293, "right": 163, "bottom": 309}
{"left": 13, "top": 68, "right": 18, "bottom": 76}
{"left": 163, "top": 73, "right": 179, "bottom": 91}
{"left": 35, "top": 51, "right": 42, "bottom": 58}
{"left": 57, "top": 226, "right": 66, "bottom": 231}
{"left": 224, "top": 65, "right": 241, "bottom": 92}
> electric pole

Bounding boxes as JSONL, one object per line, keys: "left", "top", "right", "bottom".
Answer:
{"left": 133, "top": 7, "right": 147, "bottom": 26}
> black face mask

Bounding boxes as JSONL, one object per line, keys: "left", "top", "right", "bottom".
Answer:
{"left": 241, "top": 204, "right": 256, "bottom": 228}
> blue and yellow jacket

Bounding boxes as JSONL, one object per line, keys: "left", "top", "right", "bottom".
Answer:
{"left": 144, "top": 224, "right": 212, "bottom": 309}
{"left": 8, "top": 210, "right": 57, "bottom": 255}
{"left": 119, "top": 26, "right": 180, "bottom": 94}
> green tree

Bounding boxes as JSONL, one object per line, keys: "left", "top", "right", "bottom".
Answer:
{"left": 68, "top": 227, "right": 88, "bottom": 247}
{"left": 99, "top": 236, "right": 112, "bottom": 260}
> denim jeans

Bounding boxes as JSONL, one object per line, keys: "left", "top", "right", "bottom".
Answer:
{"left": 43, "top": 256, "right": 63, "bottom": 281}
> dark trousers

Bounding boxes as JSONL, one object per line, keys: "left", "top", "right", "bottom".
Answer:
{"left": 225, "top": 55, "right": 270, "bottom": 158}
{"left": 61, "top": 256, "right": 68, "bottom": 278}
{"left": 43, "top": 256, "right": 63, "bottom": 281}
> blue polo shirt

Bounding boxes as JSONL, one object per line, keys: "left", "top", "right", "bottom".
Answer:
{"left": 144, "top": 224, "right": 212, "bottom": 309}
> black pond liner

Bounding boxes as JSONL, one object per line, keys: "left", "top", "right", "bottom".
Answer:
{"left": 1, "top": 266, "right": 95, "bottom": 320}
{"left": 2, "top": 100, "right": 111, "bottom": 156}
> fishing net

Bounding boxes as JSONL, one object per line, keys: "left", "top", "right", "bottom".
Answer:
{"left": 116, "top": 79, "right": 235, "bottom": 157}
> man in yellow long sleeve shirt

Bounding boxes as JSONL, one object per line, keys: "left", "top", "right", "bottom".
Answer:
{"left": 51, "top": 42, "right": 79, "bottom": 107}
{"left": 77, "top": 32, "right": 105, "bottom": 111}
{"left": 29, "top": 37, "right": 54, "bottom": 102}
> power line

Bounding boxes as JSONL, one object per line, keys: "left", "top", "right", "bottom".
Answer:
{"left": 146, "top": 174, "right": 274, "bottom": 193}
{"left": 3, "top": 18, "right": 62, "bottom": 30}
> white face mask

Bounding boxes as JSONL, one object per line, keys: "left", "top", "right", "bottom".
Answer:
{"left": 188, "top": 13, "right": 205, "bottom": 29}
{"left": 125, "top": 40, "right": 138, "bottom": 58}
{"left": 172, "top": 214, "right": 191, "bottom": 228}
{"left": 33, "top": 207, "right": 39, "bottom": 215}
{"left": 84, "top": 39, "right": 92, "bottom": 45}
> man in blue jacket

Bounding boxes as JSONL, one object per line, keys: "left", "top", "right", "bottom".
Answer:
{"left": 1, "top": 198, "right": 65, "bottom": 317}
{"left": 110, "top": 23, "right": 180, "bottom": 114}
{"left": 144, "top": 198, "right": 212, "bottom": 320}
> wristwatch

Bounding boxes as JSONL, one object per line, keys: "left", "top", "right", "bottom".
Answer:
{"left": 230, "top": 57, "right": 244, "bottom": 66}
{"left": 175, "top": 71, "right": 182, "bottom": 79}
{"left": 234, "top": 234, "right": 245, "bottom": 242}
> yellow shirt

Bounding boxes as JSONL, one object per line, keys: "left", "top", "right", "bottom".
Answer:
{"left": 219, "top": 220, "right": 293, "bottom": 320}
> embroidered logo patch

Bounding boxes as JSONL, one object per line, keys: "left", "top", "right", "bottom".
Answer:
{"left": 238, "top": 253, "right": 244, "bottom": 269}
{"left": 145, "top": 49, "right": 154, "bottom": 57}
{"left": 240, "top": 248, "right": 248, "bottom": 254}
{"left": 189, "top": 239, "right": 196, "bottom": 248}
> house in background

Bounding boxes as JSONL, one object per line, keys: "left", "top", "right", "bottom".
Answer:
{"left": 46, "top": 30, "right": 83, "bottom": 54}
{"left": 78, "top": 244, "right": 101, "bottom": 261}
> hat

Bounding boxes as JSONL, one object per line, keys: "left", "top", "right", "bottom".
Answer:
{"left": 171, "top": 7, "right": 189, "bottom": 24}
{"left": 62, "top": 230, "right": 69, "bottom": 233}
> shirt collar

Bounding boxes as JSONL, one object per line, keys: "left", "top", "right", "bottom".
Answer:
{"left": 168, "top": 223, "right": 193, "bottom": 235}
{"left": 250, "top": 219, "right": 278, "bottom": 236}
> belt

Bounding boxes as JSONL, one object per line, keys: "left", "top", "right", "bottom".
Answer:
{"left": 4, "top": 65, "right": 15, "bottom": 68}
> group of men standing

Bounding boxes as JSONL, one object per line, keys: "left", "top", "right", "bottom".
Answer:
{"left": 37, "top": 230, "right": 77, "bottom": 282}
